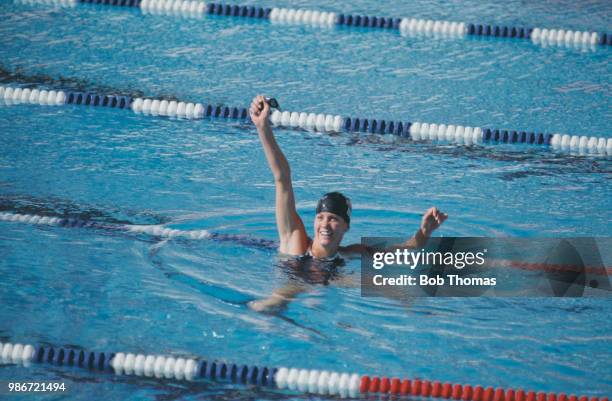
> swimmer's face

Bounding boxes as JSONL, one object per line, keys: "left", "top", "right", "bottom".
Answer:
{"left": 313, "top": 211, "right": 348, "bottom": 249}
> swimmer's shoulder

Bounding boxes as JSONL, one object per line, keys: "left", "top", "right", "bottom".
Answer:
{"left": 339, "top": 243, "right": 373, "bottom": 258}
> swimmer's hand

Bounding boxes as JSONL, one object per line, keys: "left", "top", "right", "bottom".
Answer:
{"left": 249, "top": 95, "right": 271, "bottom": 129}
{"left": 248, "top": 296, "right": 287, "bottom": 314}
{"left": 420, "top": 207, "right": 448, "bottom": 237}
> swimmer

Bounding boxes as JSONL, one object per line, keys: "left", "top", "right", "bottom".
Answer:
{"left": 247, "top": 95, "right": 447, "bottom": 312}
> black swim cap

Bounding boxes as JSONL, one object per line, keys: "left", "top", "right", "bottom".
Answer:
{"left": 316, "top": 192, "right": 352, "bottom": 226}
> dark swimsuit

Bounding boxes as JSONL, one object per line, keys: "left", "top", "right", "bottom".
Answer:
{"left": 283, "top": 248, "right": 345, "bottom": 286}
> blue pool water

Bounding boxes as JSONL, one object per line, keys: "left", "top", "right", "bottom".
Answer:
{"left": 0, "top": 0, "right": 611, "bottom": 400}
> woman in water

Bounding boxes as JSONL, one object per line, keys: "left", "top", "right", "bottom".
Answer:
{"left": 248, "top": 95, "right": 447, "bottom": 312}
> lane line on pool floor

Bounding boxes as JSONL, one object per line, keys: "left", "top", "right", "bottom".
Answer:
{"left": 0, "top": 341, "right": 608, "bottom": 400}
{"left": 13, "top": 0, "right": 612, "bottom": 51}
{"left": 0, "top": 84, "right": 610, "bottom": 155}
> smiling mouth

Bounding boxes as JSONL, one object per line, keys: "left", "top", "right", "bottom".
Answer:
{"left": 319, "top": 229, "right": 332, "bottom": 238}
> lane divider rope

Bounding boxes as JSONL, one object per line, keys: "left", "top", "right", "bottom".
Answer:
{"left": 1, "top": 84, "right": 610, "bottom": 155}
{"left": 16, "top": 0, "right": 612, "bottom": 49}
{"left": 357, "top": 374, "right": 608, "bottom": 401}
{"left": 0, "top": 211, "right": 210, "bottom": 239}
{"left": 3, "top": 211, "right": 611, "bottom": 276}
{"left": 0, "top": 211, "right": 277, "bottom": 249}
{"left": 14, "top": 0, "right": 77, "bottom": 7}
{"left": 0, "top": 341, "right": 607, "bottom": 400}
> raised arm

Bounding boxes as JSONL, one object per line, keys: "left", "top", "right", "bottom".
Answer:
{"left": 341, "top": 207, "right": 448, "bottom": 255}
{"left": 396, "top": 207, "right": 447, "bottom": 248}
{"left": 250, "top": 95, "right": 308, "bottom": 255}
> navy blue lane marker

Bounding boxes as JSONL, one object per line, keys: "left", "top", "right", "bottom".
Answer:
{"left": 343, "top": 117, "right": 410, "bottom": 137}
{"left": 467, "top": 23, "right": 532, "bottom": 39}
{"left": 207, "top": 3, "right": 270, "bottom": 18}
{"left": 215, "top": 362, "right": 227, "bottom": 380}
{"left": 197, "top": 360, "right": 207, "bottom": 378}
{"left": 247, "top": 366, "right": 258, "bottom": 384}
{"left": 79, "top": 0, "right": 142, "bottom": 7}
{"left": 480, "top": 128, "right": 551, "bottom": 145}
{"left": 336, "top": 14, "right": 400, "bottom": 29}
{"left": 65, "top": 91, "right": 132, "bottom": 109}
{"left": 238, "top": 364, "right": 249, "bottom": 383}
{"left": 28, "top": 343, "right": 283, "bottom": 387}
{"left": 601, "top": 32, "right": 612, "bottom": 46}
{"left": 255, "top": 366, "right": 266, "bottom": 385}
{"left": 31, "top": 346, "right": 114, "bottom": 372}
{"left": 205, "top": 361, "right": 217, "bottom": 378}
{"left": 203, "top": 104, "right": 250, "bottom": 119}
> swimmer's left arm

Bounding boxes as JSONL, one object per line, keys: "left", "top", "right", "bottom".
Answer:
{"left": 248, "top": 283, "right": 305, "bottom": 313}
{"left": 392, "top": 206, "right": 448, "bottom": 249}
{"left": 342, "top": 207, "right": 448, "bottom": 254}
